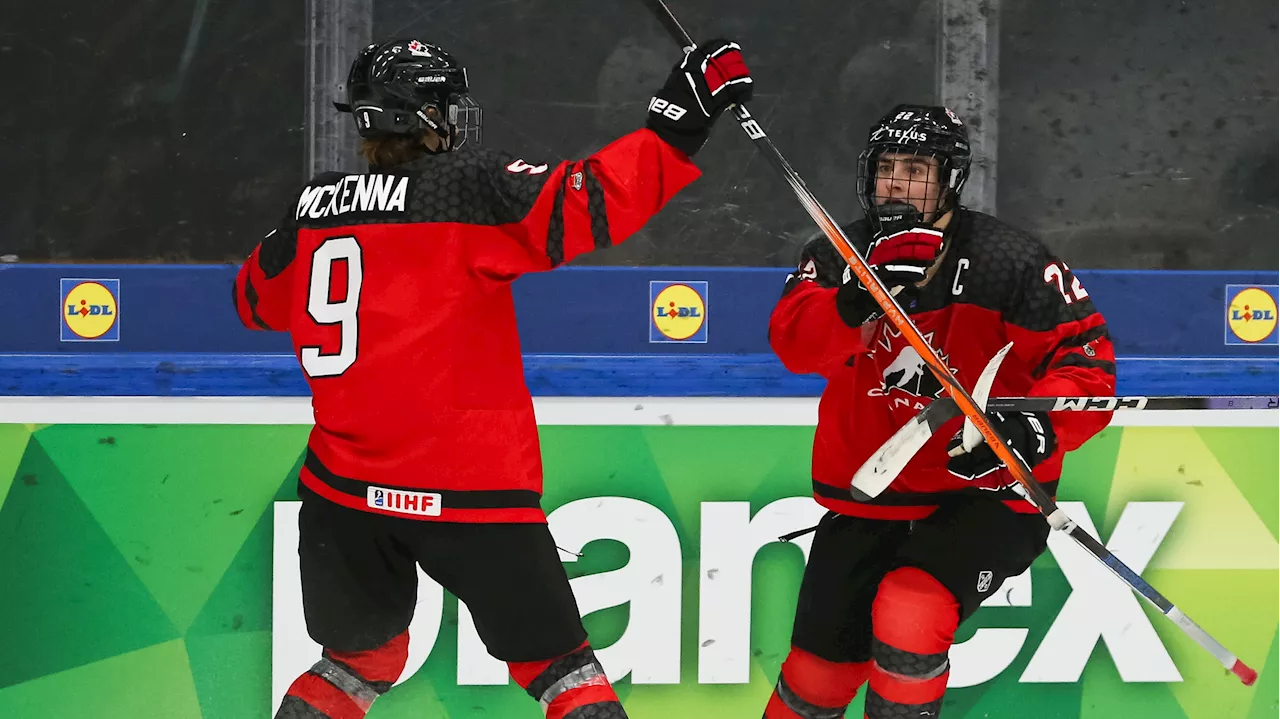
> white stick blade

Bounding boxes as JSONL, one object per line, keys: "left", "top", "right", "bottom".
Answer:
{"left": 961, "top": 341, "right": 1015, "bottom": 452}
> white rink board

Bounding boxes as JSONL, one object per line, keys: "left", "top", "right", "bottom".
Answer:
{"left": 0, "top": 396, "right": 1274, "bottom": 428}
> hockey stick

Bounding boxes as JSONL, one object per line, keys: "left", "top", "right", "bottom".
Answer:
{"left": 850, "top": 398, "right": 962, "bottom": 501}
{"left": 851, "top": 343, "right": 1011, "bottom": 501}
{"left": 987, "top": 394, "right": 1278, "bottom": 412}
{"left": 851, "top": 393, "right": 1277, "bottom": 501}
{"left": 638, "top": 0, "right": 1258, "bottom": 685}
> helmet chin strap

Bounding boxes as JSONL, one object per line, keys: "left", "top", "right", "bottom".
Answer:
{"left": 871, "top": 201, "right": 929, "bottom": 235}
{"left": 872, "top": 185, "right": 956, "bottom": 230}
{"left": 416, "top": 105, "right": 456, "bottom": 154}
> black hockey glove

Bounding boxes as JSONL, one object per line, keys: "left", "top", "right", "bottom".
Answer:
{"left": 646, "top": 39, "right": 754, "bottom": 157}
{"left": 945, "top": 411, "right": 1057, "bottom": 482}
{"left": 835, "top": 266, "right": 920, "bottom": 329}
{"left": 836, "top": 269, "right": 881, "bottom": 328}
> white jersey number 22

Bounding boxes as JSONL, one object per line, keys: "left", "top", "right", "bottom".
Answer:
{"left": 1044, "top": 261, "right": 1089, "bottom": 305}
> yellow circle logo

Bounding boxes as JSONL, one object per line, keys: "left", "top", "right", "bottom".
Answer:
{"left": 652, "top": 284, "right": 706, "bottom": 341}
{"left": 1227, "top": 288, "right": 1277, "bottom": 343}
{"left": 63, "top": 281, "right": 119, "bottom": 339}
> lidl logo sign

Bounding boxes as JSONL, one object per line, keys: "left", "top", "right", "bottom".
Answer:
{"left": 1224, "top": 285, "right": 1278, "bottom": 346}
{"left": 650, "top": 281, "right": 708, "bottom": 343}
{"left": 61, "top": 279, "right": 120, "bottom": 342}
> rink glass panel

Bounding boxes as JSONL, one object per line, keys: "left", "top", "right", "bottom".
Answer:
{"left": 997, "top": 0, "right": 1278, "bottom": 271}
{"left": 0, "top": 1, "right": 305, "bottom": 263}
{"left": 375, "top": 0, "right": 942, "bottom": 269}
{"left": 3, "top": 1, "right": 1273, "bottom": 269}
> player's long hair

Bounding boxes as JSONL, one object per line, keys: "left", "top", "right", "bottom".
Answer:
{"left": 359, "top": 132, "right": 432, "bottom": 169}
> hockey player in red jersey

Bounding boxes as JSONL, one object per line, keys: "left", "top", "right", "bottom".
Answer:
{"left": 762, "top": 105, "right": 1117, "bottom": 719}
{"left": 233, "top": 37, "right": 753, "bottom": 719}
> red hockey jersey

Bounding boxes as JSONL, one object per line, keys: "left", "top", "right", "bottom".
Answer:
{"left": 769, "top": 210, "right": 1117, "bottom": 520}
{"left": 233, "top": 129, "right": 700, "bottom": 523}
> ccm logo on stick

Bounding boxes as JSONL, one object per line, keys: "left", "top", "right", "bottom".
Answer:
{"left": 1052, "top": 397, "right": 1147, "bottom": 411}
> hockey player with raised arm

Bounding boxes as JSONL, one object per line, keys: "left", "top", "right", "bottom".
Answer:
{"left": 232, "top": 36, "right": 753, "bottom": 719}
{"left": 762, "top": 105, "right": 1117, "bottom": 719}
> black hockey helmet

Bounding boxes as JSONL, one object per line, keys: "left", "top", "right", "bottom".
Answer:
{"left": 856, "top": 104, "right": 971, "bottom": 232}
{"left": 334, "top": 38, "right": 482, "bottom": 150}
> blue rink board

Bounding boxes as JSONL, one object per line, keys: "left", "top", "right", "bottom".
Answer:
{"left": 2, "top": 265, "right": 1276, "bottom": 397}
{"left": 5, "top": 265, "right": 1280, "bottom": 356}
{"left": 0, "top": 353, "right": 1274, "bottom": 398}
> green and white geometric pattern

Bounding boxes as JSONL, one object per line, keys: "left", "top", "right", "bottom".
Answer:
{"left": 0, "top": 420, "right": 1274, "bottom": 718}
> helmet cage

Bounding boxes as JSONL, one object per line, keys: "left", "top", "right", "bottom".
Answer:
{"left": 856, "top": 144, "right": 965, "bottom": 229}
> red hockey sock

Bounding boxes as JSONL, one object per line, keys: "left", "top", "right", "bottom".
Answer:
{"left": 865, "top": 568, "right": 958, "bottom": 718}
{"left": 279, "top": 673, "right": 367, "bottom": 719}
{"left": 764, "top": 646, "right": 872, "bottom": 718}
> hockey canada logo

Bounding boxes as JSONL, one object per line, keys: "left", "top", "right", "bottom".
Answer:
{"left": 870, "top": 324, "right": 956, "bottom": 405}
{"left": 881, "top": 345, "right": 944, "bottom": 398}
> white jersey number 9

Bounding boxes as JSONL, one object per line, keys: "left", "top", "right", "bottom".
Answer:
{"left": 301, "top": 236, "right": 363, "bottom": 378}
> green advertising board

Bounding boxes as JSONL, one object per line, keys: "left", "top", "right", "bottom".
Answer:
{"left": 0, "top": 399, "right": 1274, "bottom": 718}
